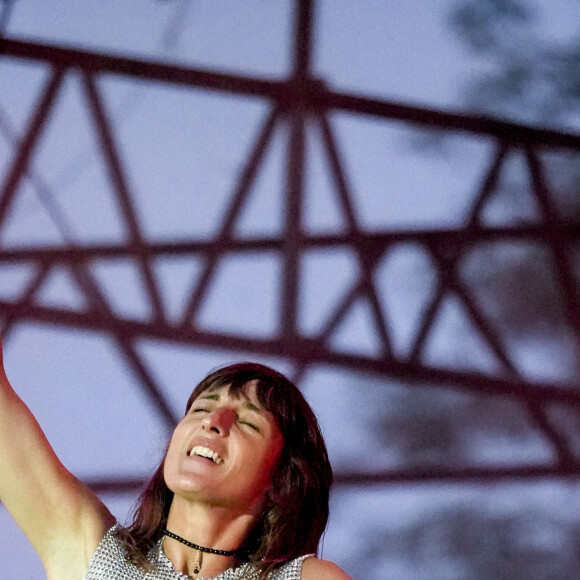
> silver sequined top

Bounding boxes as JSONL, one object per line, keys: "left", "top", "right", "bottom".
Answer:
{"left": 85, "top": 525, "right": 312, "bottom": 580}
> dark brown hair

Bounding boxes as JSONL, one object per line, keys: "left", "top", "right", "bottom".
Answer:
{"left": 118, "top": 362, "right": 333, "bottom": 576}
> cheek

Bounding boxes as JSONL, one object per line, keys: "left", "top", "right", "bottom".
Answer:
{"left": 162, "top": 448, "right": 174, "bottom": 486}
{"left": 258, "top": 439, "right": 284, "bottom": 478}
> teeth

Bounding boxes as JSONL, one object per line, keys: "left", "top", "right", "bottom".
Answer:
{"left": 188, "top": 445, "right": 224, "bottom": 465}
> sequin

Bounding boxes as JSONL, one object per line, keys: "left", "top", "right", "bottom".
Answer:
{"left": 85, "top": 524, "right": 311, "bottom": 579}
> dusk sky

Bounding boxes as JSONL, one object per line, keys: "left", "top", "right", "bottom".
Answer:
{"left": 1, "top": 1, "right": 580, "bottom": 578}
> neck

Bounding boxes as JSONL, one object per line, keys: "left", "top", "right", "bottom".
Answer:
{"left": 163, "top": 496, "right": 256, "bottom": 577}
{"left": 163, "top": 530, "right": 245, "bottom": 557}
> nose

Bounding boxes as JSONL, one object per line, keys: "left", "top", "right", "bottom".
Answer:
{"left": 201, "top": 407, "right": 235, "bottom": 436}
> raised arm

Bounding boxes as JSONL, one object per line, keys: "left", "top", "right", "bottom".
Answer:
{"left": 0, "top": 331, "right": 114, "bottom": 576}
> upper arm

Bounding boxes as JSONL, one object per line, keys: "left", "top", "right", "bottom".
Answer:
{"left": 302, "top": 557, "right": 353, "bottom": 580}
{"left": 0, "top": 354, "right": 114, "bottom": 567}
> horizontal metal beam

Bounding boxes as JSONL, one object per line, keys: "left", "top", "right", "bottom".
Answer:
{"left": 333, "top": 463, "right": 580, "bottom": 486}
{"left": 0, "top": 223, "right": 579, "bottom": 264}
{"left": 83, "top": 462, "right": 580, "bottom": 495}
{"left": 2, "top": 37, "right": 580, "bottom": 148}
{"left": 1, "top": 299, "right": 579, "bottom": 407}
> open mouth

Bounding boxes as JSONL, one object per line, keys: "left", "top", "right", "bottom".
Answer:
{"left": 188, "top": 445, "right": 224, "bottom": 465}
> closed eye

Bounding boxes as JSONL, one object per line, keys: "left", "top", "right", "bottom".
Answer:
{"left": 239, "top": 418, "right": 260, "bottom": 432}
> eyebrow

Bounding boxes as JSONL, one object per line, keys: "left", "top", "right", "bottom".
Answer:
{"left": 241, "top": 401, "right": 265, "bottom": 415}
{"left": 197, "top": 392, "right": 266, "bottom": 415}
{"left": 197, "top": 393, "right": 220, "bottom": 402}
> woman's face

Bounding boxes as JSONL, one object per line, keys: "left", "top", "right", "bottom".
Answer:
{"left": 164, "top": 380, "right": 284, "bottom": 515}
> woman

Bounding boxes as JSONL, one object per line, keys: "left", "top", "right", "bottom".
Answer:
{"left": 0, "top": 333, "right": 352, "bottom": 579}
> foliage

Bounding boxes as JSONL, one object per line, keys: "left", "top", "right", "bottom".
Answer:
{"left": 365, "top": 3, "right": 580, "bottom": 577}
{"left": 366, "top": 505, "right": 580, "bottom": 580}
{"left": 450, "top": 0, "right": 580, "bottom": 128}
{"left": 447, "top": 0, "right": 580, "bottom": 352}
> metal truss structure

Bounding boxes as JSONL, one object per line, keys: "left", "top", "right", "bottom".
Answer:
{"left": 1, "top": 1, "right": 580, "bottom": 493}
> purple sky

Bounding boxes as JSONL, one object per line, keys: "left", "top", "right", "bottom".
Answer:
{"left": 1, "top": 1, "right": 580, "bottom": 578}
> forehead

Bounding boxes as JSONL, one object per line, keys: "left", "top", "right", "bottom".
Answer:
{"left": 197, "top": 380, "right": 264, "bottom": 406}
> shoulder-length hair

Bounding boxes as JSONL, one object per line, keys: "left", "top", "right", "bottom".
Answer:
{"left": 118, "top": 362, "right": 333, "bottom": 576}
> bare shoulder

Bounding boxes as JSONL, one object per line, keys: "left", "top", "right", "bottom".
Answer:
{"left": 302, "top": 557, "right": 353, "bottom": 580}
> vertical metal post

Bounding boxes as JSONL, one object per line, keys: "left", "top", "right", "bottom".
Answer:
{"left": 293, "top": 0, "right": 313, "bottom": 80}
{"left": 282, "top": 0, "right": 314, "bottom": 340}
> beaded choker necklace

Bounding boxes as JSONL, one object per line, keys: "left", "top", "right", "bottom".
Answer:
{"left": 163, "top": 529, "right": 246, "bottom": 575}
